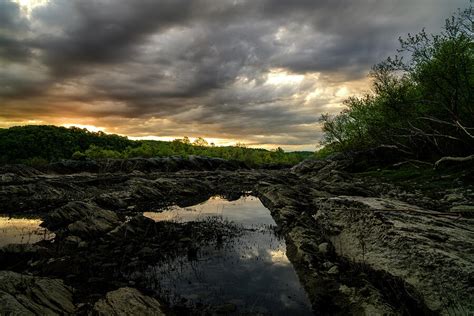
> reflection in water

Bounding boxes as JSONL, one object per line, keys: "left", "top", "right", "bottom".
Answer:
{"left": 145, "top": 196, "right": 313, "bottom": 315}
{"left": 0, "top": 216, "right": 54, "bottom": 247}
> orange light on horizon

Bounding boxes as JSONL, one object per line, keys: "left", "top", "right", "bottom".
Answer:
{"left": 61, "top": 124, "right": 106, "bottom": 133}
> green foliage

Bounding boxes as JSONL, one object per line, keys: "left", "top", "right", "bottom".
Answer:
{"left": 0, "top": 125, "right": 135, "bottom": 164}
{"left": 0, "top": 126, "right": 312, "bottom": 166}
{"left": 314, "top": 143, "right": 339, "bottom": 159}
{"left": 320, "top": 7, "right": 474, "bottom": 161}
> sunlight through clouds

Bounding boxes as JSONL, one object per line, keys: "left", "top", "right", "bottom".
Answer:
{"left": 0, "top": 0, "right": 465, "bottom": 150}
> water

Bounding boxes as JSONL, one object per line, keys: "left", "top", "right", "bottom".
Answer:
{"left": 144, "top": 196, "right": 313, "bottom": 315}
{"left": 0, "top": 216, "right": 54, "bottom": 247}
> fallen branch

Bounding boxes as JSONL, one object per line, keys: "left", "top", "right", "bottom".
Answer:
{"left": 393, "top": 159, "right": 433, "bottom": 169}
{"left": 434, "top": 155, "right": 474, "bottom": 169}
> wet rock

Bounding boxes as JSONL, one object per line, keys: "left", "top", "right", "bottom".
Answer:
{"left": 0, "top": 271, "right": 75, "bottom": 315}
{"left": 92, "top": 287, "right": 165, "bottom": 315}
{"left": 43, "top": 201, "right": 120, "bottom": 238}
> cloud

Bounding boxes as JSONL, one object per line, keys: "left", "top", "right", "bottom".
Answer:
{"left": 0, "top": 0, "right": 467, "bottom": 149}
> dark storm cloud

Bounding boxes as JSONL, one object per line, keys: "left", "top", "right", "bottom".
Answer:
{"left": 0, "top": 0, "right": 468, "bottom": 148}
{"left": 0, "top": 0, "right": 31, "bottom": 62}
{"left": 0, "top": 0, "right": 27, "bottom": 30}
{"left": 31, "top": 0, "right": 192, "bottom": 76}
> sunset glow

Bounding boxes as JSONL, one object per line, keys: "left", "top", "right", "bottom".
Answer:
{"left": 0, "top": 0, "right": 463, "bottom": 150}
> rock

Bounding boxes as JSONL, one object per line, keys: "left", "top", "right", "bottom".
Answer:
{"left": 93, "top": 287, "right": 165, "bottom": 315}
{"left": 327, "top": 265, "right": 339, "bottom": 275}
{"left": 314, "top": 196, "right": 474, "bottom": 314}
{"left": 48, "top": 160, "right": 100, "bottom": 174}
{"left": 64, "top": 235, "right": 83, "bottom": 247}
{"left": 44, "top": 156, "right": 249, "bottom": 175}
{"left": 318, "top": 242, "right": 329, "bottom": 254}
{"left": 0, "top": 244, "right": 46, "bottom": 269}
{"left": 444, "top": 193, "right": 464, "bottom": 203}
{"left": 213, "top": 303, "right": 237, "bottom": 314}
{"left": 43, "top": 201, "right": 120, "bottom": 238}
{"left": 449, "top": 205, "right": 474, "bottom": 217}
{"left": 0, "top": 271, "right": 75, "bottom": 315}
{"left": 291, "top": 159, "right": 328, "bottom": 174}
{"left": 339, "top": 284, "right": 353, "bottom": 295}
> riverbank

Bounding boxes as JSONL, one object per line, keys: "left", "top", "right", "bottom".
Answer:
{"left": 0, "top": 155, "right": 472, "bottom": 315}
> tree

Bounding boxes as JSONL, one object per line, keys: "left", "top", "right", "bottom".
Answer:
{"left": 319, "top": 6, "right": 473, "bottom": 163}
{"left": 193, "top": 137, "right": 209, "bottom": 147}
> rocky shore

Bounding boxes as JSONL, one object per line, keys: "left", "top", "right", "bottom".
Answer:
{"left": 0, "top": 155, "right": 472, "bottom": 315}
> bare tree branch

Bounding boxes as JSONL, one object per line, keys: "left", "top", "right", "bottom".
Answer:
{"left": 434, "top": 154, "right": 474, "bottom": 169}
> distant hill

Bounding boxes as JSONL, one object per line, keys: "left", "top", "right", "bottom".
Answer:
{"left": 0, "top": 125, "right": 313, "bottom": 166}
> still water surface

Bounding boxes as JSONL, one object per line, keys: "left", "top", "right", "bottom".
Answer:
{"left": 144, "top": 196, "right": 313, "bottom": 315}
{"left": 0, "top": 216, "right": 54, "bottom": 247}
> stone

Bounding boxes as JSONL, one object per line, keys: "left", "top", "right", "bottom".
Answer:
{"left": 93, "top": 287, "right": 165, "bottom": 315}
{"left": 64, "top": 235, "right": 82, "bottom": 247}
{"left": 318, "top": 242, "right": 329, "bottom": 254}
{"left": 327, "top": 265, "right": 339, "bottom": 275}
{"left": 213, "top": 303, "right": 237, "bottom": 314}
{"left": 444, "top": 193, "right": 464, "bottom": 203}
{"left": 449, "top": 205, "right": 474, "bottom": 217}
{"left": 0, "top": 271, "right": 75, "bottom": 315}
{"left": 43, "top": 201, "right": 120, "bottom": 238}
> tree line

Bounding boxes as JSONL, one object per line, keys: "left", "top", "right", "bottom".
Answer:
{"left": 0, "top": 125, "right": 312, "bottom": 166}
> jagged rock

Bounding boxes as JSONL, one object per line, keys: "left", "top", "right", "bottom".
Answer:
{"left": 0, "top": 271, "right": 75, "bottom": 315}
{"left": 42, "top": 201, "right": 120, "bottom": 238}
{"left": 108, "top": 215, "right": 155, "bottom": 238}
{"left": 291, "top": 159, "right": 328, "bottom": 174}
{"left": 92, "top": 287, "right": 165, "bottom": 315}
{"left": 0, "top": 165, "right": 43, "bottom": 177}
{"left": 314, "top": 196, "right": 474, "bottom": 314}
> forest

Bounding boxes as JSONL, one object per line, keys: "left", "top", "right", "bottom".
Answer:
{"left": 0, "top": 125, "right": 312, "bottom": 167}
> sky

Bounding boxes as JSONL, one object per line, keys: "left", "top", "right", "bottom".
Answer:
{"left": 0, "top": 0, "right": 468, "bottom": 150}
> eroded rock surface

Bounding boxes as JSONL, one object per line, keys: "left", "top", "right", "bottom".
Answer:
{"left": 315, "top": 196, "right": 474, "bottom": 314}
{"left": 93, "top": 287, "right": 165, "bottom": 315}
{"left": 0, "top": 155, "right": 472, "bottom": 315}
{"left": 42, "top": 201, "right": 120, "bottom": 239}
{"left": 0, "top": 271, "right": 75, "bottom": 315}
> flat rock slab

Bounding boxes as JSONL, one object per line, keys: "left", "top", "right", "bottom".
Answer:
{"left": 93, "top": 287, "right": 165, "bottom": 315}
{"left": 314, "top": 196, "right": 474, "bottom": 314}
{"left": 0, "top": 270, "right": 75, "bottom": 315}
